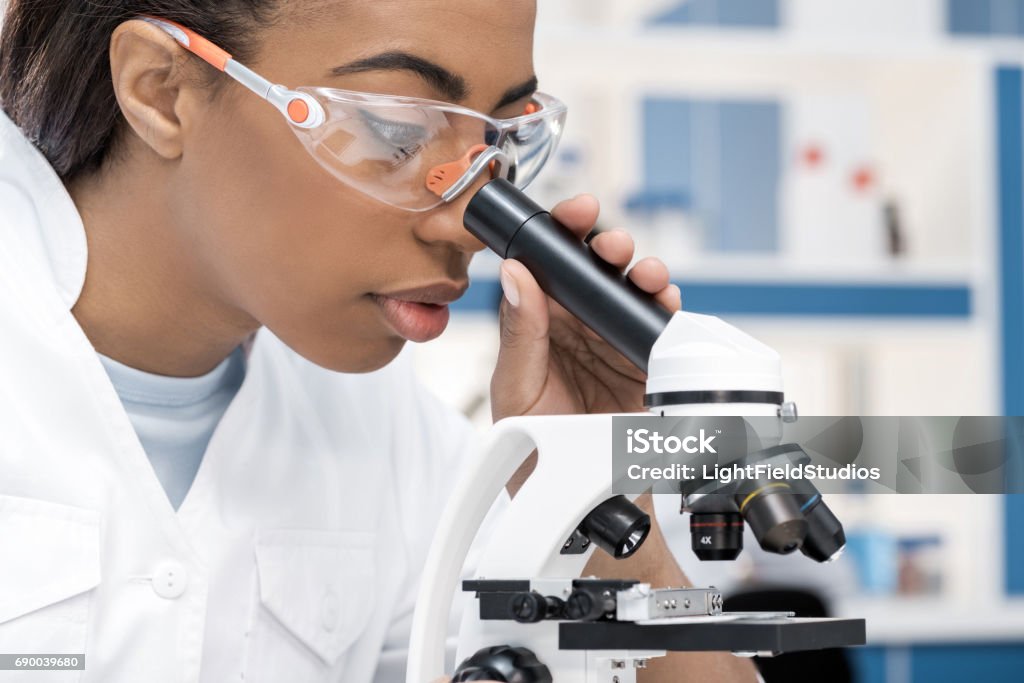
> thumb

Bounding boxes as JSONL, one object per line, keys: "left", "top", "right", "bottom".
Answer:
{"left": 491, "top": 259, "right": 550, "bottom": 419}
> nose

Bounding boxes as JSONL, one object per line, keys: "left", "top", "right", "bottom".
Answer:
{"left": 412, "top": 170, "right": 493, "bottom": 255}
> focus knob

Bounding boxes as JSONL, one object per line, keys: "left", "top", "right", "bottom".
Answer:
{"left": 564, "top": 588, "right": 616, "bottom": 621}
{"left": 507, "top": 591, "right": 564, "bottom": 623}
{"left": 508, "top": 592, "right": 546, "bottom": 623}
{"left": 452, "top": 645, "right": 553, "bottom": 683}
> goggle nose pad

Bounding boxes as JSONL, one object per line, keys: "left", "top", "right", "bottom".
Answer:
{"left": 426, "top": 144, "right": 497, "bottom": 198}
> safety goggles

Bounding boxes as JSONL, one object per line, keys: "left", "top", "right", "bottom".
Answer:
{"left": 141, "top": 17, "right": 567, "bottom": 212}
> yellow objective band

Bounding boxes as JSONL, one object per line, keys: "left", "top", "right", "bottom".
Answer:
{"left": 738, "top": 482, "right": 792, "bottom": 512}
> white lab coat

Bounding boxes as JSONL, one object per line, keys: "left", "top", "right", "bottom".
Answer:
{"left": 0, "top": 109, "right": 489, "bottom": 682}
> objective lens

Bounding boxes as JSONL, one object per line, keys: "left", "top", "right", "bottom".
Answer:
{"left": 795, "top": 493, "right": 847, "bottom": 563}
{"left": 736, "top": 484, "right": 808, "bottom": 555}
{"left": 690, "top": 512, "right": 745, "bottom": 561}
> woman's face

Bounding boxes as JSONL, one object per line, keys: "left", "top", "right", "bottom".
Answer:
{"left": 173, "top": 0, "right": 538, "bottom": 372}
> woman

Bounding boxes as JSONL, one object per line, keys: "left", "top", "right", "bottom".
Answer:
{"left": 0, "top": 1, "right": 756, "bottom": 682}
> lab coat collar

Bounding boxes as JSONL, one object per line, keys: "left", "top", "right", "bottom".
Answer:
{"left": 0, "top": 109, "right": 88, "bottom": 309}
{"left": 0, "top": 110, "right": 263, "bottom": 363}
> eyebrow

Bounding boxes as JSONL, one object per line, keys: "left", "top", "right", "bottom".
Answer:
{"left": 495, "top": 76, "right": 539, "bottom": 111}
{"left": 329, "top": 51, "right": 539, "bottom": 112}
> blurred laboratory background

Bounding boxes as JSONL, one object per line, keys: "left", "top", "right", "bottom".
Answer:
{"left": 411, "top": 1, "right": 1024, "bottom": 681}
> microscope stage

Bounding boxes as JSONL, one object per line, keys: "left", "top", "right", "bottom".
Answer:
{"left": 558, "top": 616, "right": 866, "bottom": 655}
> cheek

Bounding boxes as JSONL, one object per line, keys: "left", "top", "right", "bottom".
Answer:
{"left": 176, "top": 96, "right": 411, "bottom": 371}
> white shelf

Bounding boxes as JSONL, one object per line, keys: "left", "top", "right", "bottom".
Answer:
{"left": 469, "top": 240, "right": 976, "bottom": 285}
{"left": 636, "top": 256, "right": 975, "bottom": 285}
{"left": 535, "top": 25, "right": 1006, "bottom": 64}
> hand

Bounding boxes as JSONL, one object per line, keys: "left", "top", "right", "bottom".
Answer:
{"left": 490, "top": 193, "right": 681, "bottom": 422}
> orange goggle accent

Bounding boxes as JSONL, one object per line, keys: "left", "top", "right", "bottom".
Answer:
{"left": 426, "top": 144, "right": 493, "bottom": 197}
{"left": 425, "top": 102, "right": 540, "bottom": 197}
{"left": 148, "top": 17, "right": 231, "bottom": 71}
{"left": 286, "top": 98, "right": 310, "bottom": 124}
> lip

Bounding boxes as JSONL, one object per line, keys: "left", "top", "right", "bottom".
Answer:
{"left": 371, "top": 280, "right": 468, "bottom": 342}
{"left": 377, "top": 281, "right": 469, "bottom": 306}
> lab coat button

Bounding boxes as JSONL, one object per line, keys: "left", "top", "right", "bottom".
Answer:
{"left": 152, "top": 560, "right": 188, "bottom": 599}
{"left": 321, "top": 589, "right": 340, "bottom": 631}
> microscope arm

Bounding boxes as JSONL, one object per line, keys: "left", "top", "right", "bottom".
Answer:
{"left": 406, "top": 417, "right": 536, "bottom": 683}
{"left": 406, "top": 414, "right": 645, "bottom": 683}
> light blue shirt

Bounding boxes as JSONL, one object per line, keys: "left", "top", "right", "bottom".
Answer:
{"left": 98, "top": 347, "right": 247, "bottom": 510}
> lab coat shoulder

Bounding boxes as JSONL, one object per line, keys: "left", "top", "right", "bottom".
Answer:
{"left": 0, "top": 110, "right": 87, "bottom": 314}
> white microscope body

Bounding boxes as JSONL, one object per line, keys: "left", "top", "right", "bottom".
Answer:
{"left": 406, "top": 312, "right": 788, "bottom": 683}
{"left": 406, "top": 177, "right": 861, "bottom": 683}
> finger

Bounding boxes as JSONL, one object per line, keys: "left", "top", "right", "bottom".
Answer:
{"left": 655, "top": 283, "right": 683, "bottom": 312}
{"left": 490, "top": 259, "right": 552, "bottom": 420}
{"left": 588, "top": 229, "right": 634, "bottom": 271}
{"left": 626, "top": 256, "right": 671, "bottom": 293}
{"left": 549, "top": 193, "right": 600, "bottom": 240}
{"left": 497, "top": 259, "right": 550, "bottom": 346}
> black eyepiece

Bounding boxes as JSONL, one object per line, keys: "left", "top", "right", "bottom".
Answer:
{"left": 465, "top": 178, "right": 672, "bottom": 372}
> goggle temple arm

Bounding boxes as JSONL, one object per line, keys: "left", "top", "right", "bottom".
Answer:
{"left": 139, "top": 16, "right": 324, "bottom": 129}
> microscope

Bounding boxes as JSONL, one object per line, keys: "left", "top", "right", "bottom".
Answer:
{"left": 405, "top": 179, "right": 865, "bottom": 683}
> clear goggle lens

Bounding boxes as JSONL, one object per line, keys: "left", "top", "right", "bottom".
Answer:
{"left": 291, "top": 88, "right": 566, "bottom": 212}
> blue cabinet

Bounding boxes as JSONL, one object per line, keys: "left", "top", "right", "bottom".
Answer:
{"left": 949, "top": 0, "right": 1024, "bottom": 36}
{"left": 1008, "top": 495, "right": 1024, "bottom": 594}
{"left": 648, "top": 0, "right": 780, "bottom": 28}
{"left": 640, "top": 97, "right": 781, "bottom": 253}
{"left": 850, "top": 644, "right": 1024, "bottom": 682}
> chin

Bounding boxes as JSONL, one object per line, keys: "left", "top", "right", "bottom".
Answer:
{"left": 299, "top": 334, "right": 407, "bottom": 374}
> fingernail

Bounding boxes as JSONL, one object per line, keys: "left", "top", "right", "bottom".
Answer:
{"left": 499, "top": 264, "right": 520, "bottom": 307}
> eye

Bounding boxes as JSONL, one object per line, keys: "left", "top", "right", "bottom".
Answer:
{"left": 510, "top": 118, "right": 543, "bottom": 144}
{"left": 358, "top": 109, "right": 428, "bottom": 161}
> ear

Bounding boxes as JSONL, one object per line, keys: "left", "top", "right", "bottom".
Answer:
{"left": 108, "top": 19, "right": 198, "bottom": 161}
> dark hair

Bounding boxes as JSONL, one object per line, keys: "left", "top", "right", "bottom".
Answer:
{"left": 0, "top": 1, "right": 279, "bottom": 182}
